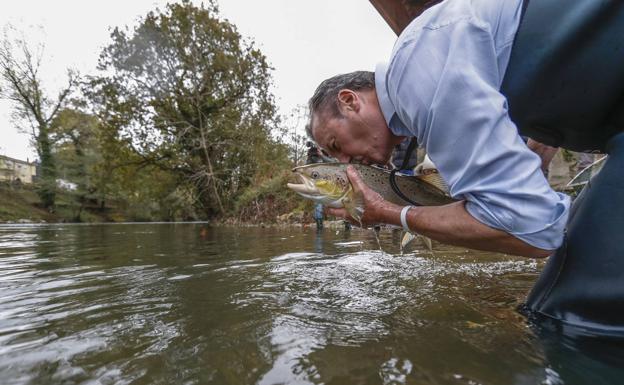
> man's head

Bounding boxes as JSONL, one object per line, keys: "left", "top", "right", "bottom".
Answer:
{"left": 308, "top": 71, "right": 404, "bottom": 165}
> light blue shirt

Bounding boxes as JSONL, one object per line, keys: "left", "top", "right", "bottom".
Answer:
{"left": 375, "top": 0, "right": 570, "bottom": 250}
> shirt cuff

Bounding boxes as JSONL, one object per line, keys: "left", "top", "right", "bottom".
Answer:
{"left": 465, "top": 192, "right": 570, "bottom": 251}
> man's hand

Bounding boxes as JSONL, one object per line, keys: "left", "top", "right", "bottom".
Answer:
{"left": 325, "top": 167, "right": 553, "bottom": 258}
{"left": 325, "top": 165, "right": 399, "bottom": 227}
{"left": 526, "top": 138, "right": 558, "bottom": 175}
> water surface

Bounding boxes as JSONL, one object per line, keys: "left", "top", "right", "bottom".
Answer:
{"left": 0, "top": 223, "right": 622, "bottom": 384}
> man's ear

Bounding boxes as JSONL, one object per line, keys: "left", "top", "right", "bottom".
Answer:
{"left": 337, "top": 89, "right": 360, "bottom": 113}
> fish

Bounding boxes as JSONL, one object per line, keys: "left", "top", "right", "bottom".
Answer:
{"left": 287, "top": 163, "right": 456, "bottom": 249}
{"left": 563, "top": 155, "right": 607, "bottom": 196}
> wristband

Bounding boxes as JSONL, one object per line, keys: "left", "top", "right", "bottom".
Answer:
{"left": 400, "top": 206, "right": 415, "bottom": 232}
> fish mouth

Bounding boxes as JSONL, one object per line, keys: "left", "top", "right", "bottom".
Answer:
{"left": 286, "top": 173, "right": 320, "bottom": 196}
{"left": 287, "top": 169, "right": 348, "bottom": 208}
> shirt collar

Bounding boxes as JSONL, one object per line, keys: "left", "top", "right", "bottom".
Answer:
{"left": 374, "top": 62, "right": 395, "bottom": 127}
{"left": 375, "top": 62, "right": 412, "bottom": 138}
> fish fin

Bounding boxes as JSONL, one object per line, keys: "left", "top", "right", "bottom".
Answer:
{"left": 419, "top": 235, "right": 433, "bottom": 251}
{"left": 401, "top": 232, "right": 417, "bottom": 248}
{"left": 416, "top": 172, "right": 450, "bottom": 194}
{"left": 343, "top": 186, "right": 364, "bottom": 226}
{"left": 344, "top": 198, "right": 363, "bottom": 227}
{"left": 401, "top": 232, "right": 433, "bottom": 252}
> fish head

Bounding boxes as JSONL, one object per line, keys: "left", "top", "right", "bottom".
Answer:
{"left": 287, "top": 163, "right": 351, "bottom": 208}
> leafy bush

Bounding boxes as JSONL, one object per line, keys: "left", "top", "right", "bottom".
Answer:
{"left": 233, "top": 171, "right": 311, "bottom": 223}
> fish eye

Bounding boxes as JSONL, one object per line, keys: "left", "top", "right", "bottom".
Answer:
{"left": 311, "top": 171, "right": 319, "bottom": 179}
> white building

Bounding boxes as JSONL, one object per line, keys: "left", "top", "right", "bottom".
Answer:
{"left": 0, "top": 155, "right": 37, "bottom": 184}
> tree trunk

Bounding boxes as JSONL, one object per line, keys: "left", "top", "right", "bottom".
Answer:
{"left": 36, "top": 124, "right": 57, "bottom": 210}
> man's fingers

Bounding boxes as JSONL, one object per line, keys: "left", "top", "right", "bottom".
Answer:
{"left": 346, "top": 165, "right": 368, "bottom": 192}
{"left": 325, "top": 207, "right": 345, "bottom": 217}
{"left": 325, "top": 207, "right": 358, "bottom": 224}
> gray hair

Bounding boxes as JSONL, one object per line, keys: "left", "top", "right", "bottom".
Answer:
{"left": 307, "top": 71, "right": 375, "bottom": 138}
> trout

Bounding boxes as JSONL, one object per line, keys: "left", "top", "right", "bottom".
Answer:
{"left": 287, "top": 163, "right": 456, "bottom": 224}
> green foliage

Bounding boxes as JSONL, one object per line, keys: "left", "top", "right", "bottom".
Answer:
{"left": 233, "top": 171, "right": 301, "bottom": 223}
{"left": 89, "top": 0, "right": 287, "bottom": 219}
{"left": 36, "top": 132, "right": 57, "bottom": 209}
{"left": 1, "top": 4, "right": 305, "bottom": 223}
{"left": 51, "top": 108, "right": 99, "bottom": 218}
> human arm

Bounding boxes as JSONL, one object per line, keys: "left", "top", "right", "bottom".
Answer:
{"left": 326, "top": 166, "right": 552, "bottom": 258}
{"left": 526, "top": 138, "right": 558, "bottom": 175}
{"left": 382, "top": 18, "right": 569, "bottom": 251}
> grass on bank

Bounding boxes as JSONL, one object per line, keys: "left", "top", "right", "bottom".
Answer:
{"left": 0, "top": 173, "right": 315, "bottom": 225}
{"left": 0, "top": 182, "right": 124, "bottom": 223}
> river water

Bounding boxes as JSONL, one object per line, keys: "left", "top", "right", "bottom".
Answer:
{"left": 0, "top": 223, "right": 623, "bottom": 385}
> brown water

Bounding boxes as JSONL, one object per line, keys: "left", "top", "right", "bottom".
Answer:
{"left": 0, "top": 223, "right": 622, "bottom": 385}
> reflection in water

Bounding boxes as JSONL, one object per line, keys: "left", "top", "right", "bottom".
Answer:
{"left": 530, "top": 317, "right": 624, "bottom": 385}
{"left": 314, "top": 231, "right": 323, "bottom": 254}
{"left": 0, "top": 223, "right": 621, "bottom": 384}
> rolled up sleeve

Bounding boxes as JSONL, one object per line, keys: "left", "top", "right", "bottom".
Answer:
{"left": 386, "top": 19, "right": 570, "bottom": 250}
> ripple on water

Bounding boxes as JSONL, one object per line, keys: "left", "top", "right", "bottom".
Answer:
{"left": 0, "top": 225, "right": 563, "bottom": 384}
{"left": 0, "top": 242, "right": 182, "bottom": 383}
{"left": 219, "top": 248, "right": 548, "bottom": 384}
{"left": 333, "top": 240, "right": 364, "bottom": 248}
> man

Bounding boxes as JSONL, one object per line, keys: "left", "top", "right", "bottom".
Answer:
{"left": 305, "top": 141, "right": 325, "bottom": 230}
{"left": 305, "top": 141, "right": 323, "bottom": 165}
{"left": 307, "top": 0, "right": 569, "bottom": 258}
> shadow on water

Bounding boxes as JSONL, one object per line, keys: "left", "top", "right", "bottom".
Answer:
{"left": 0, "top": 223, "right": 622, "bottom": 384}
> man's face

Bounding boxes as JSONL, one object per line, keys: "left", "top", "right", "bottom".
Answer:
{"left": 311, "top": 89, "right": 402, "bottom": 166}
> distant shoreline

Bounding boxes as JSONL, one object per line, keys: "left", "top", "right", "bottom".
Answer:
{"left": 0, "top": 219, "right": 353, "bottom": 230}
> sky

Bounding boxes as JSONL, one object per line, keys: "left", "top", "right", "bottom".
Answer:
{"left": 0, "top": 0, "right": 396, "bottom": 161}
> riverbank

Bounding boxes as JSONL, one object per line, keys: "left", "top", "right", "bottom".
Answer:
{"left": 0, "top": 183, "right": 127, "bottom": 223}
{"left": 0, "top": 183, "right": 326, "bottom": 228}
{"left": 0, "top": 182, "right": 310, "bottom": 225}
{"left": 0, "top": 151, "right": 585, "bottom": 225}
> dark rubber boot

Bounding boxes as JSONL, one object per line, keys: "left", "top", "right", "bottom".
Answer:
{"left": 525, "top": 132, "right": 624, "bottom": 336}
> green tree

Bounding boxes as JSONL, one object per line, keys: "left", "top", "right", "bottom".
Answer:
{"left": 50, "top": 108, "right": 101, "bottom": 220}
{"left": 51, "top": 109, "right": 98, "bottom": 189}
{"left": 50, "top": 106, "right": 193, "bottom": 221}
{"left": 0, "top": 26, "right": 78, "bottom": 209}
{"left": 90, "top": 0, "right": 284, "bottom": 218}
